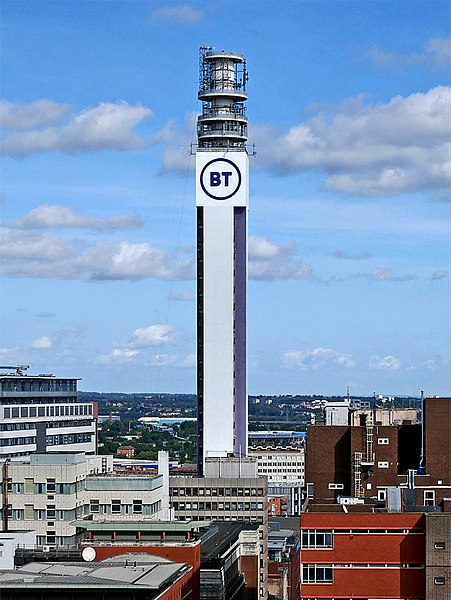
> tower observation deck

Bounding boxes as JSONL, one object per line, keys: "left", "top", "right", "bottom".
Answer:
{"left": 197, "top": 48, "right": 248, "bottom": 149}
{"left": 195, "top": 47, "right": 249, "bottom": 475}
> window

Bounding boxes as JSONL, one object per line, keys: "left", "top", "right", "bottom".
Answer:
{"left": 24, "top": 478, "right": 34, "bottom": 494}
{"left": 133, "top": 500, "right": 143, "bottom": 514}
{"left": 47, "top": 505, "right": 56, "bottom": 519}
{"left": 302, "top": 530, "right": 333, "bottom": 549}
{"left": 47, "top": 478, "right": 56, "bottom": 493}
{"left": 424, "top": 490, "right": 435, "bottom": 506}
{"left": 378, "top": 438, "right": 389, "bottom": 445}
{"left": 24, "top": 505, "right": 34, "bottom": 520}
{"left": 302, "top": 564, "right": 333, "bottom": 583}
{"left": 328, "top": 483, "right": 344, "bottom": 490}
{"left": 90, "top": 499, "right": 100, "bottom": 513}
{"left": 111, "top": 499, "right": 121, "bottom": 514}
{"left": 434, "top": 542, "right": 445, "bottom": 549}
{"left": 306, "top": 483, "right": 314, "bottom": 499}
{"left": 378, "top": 461, "right": 389, "bottom": 468}
{"left": 377, "top": 489, "right": 387, "bottom": 502}
{"left": 434, "top": 577, "right": 445, "bottom": 585}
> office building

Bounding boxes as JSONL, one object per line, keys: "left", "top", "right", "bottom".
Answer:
{"left": 196, "top": 48, "right": 249, "bottom": 473}
{"left": 170, "top": 457, "right": 268, "bottom": 599}
{"left": 299, "top": 512, "right": 425, "bottom": 599}
{"left": 1, "top": 452, "right": 164, "bottom": 546}
{"left": 0, "top": 365, "right": 97, "bottom": 458}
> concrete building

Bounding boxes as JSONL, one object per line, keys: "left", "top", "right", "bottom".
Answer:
{"left": 248, "top": 432, "right": 304, "bottom": 516}
{"left": 0, "top": 553, "right": 194, "bottom": 600}
{"left": 1, "top": 452, "right": 164, "bottom": 546}
{"left": 425, "top": 512, "right": 451, "bottom": 598}
{"left": 170, "top": 457, "right": 268, "bottom": 599}
{"left": 0, "top": 529, "right": 36, "bottom": 569}
{"left": 196, "top": 48, "right": 249, "bottom": 473}
{"left": 248, "top": 449, "right": 304, "bottom": 487}
{"left": 0, "top": 365, "right": 97, "bottom": 458}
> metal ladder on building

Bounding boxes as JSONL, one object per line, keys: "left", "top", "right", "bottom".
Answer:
{"left": 353, "top": 452, "right": 363, "bottom": 497}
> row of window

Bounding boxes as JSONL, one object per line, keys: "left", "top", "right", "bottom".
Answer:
{"left": 0, "top": 436, "right": 35, "bottom": 446}
{"left": 46, "top": 433, "right": 93, "bottom": 446}
{"left": 301, "top": 528, "right": 426, "bottom": 548}
{"left": 1, "top": 379, "right": 77, "bottom": 392}
{"left": 3, "top": 404, "right": 92, "bottom": 419}
{"left": 16, "top": 479, "right": 79, "bottom": 495}
{"left": 173, "top": 501, "right": 264, "bottom": 511}
{"left": 171, "top": 486, "right": 265, "bottom": 497}
{"left": 1, "top": 419, "right": 93, "bottom": 432}
{"left": 259, "top": 466, "right": 304, "bottom": 471}
{"left": 302, "top": 563, "right": 426, "bottom": 584}
{"left": 90, "top": 499, "right": 161, "bottom": 516}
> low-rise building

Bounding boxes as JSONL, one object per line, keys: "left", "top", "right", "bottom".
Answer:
{"left": 0, "top": 553, "right": 194, "bottom": 600}
{"left": 1, "top": 452, "right": 164, "bottom": 545}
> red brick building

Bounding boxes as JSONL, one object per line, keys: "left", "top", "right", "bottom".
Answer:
{"left": 299, "top": 512, "right": 425, "bottom": 599}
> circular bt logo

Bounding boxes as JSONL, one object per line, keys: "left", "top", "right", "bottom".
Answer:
{"left": 200, "top": 158, "right": 241, "bottom": 200}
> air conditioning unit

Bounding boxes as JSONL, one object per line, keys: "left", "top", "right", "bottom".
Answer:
{"left": 42, "top": 546, "right": 50, "bottom": 552}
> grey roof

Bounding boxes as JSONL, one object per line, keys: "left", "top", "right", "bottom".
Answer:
{"left": 0, "top": 554, "right": 191, "bottom": 590}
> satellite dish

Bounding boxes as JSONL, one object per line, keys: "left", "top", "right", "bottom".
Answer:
{"left": 82, "top": 547, "right": 96, "bottom": 562}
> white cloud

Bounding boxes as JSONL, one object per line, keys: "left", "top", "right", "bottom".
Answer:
{"left": 97, "top": 324, "right": 181, "bottom": 366}
{"left": 178, "top": 352, "right": 196, "bottom": 367}
{"left": 250, "top": 86, "right": 451, "bottom": 196}
{"left": 366, "top": 36, "right": 451, "bottom": 69}
{"left": 97, "top": 348, "right": 140, "bottom": 365}
{"left": 248, "top": 236, "right": 312, "bottom": 280}
{"left": 1, "top": 229, "right": 194, "bottom": 281}
{"left": 0, "top": 99, "right": 70, "bottom": 130}
{"left": 6, "top": 204, "right": 143, "bottom": 231}
{"left": 369, "top": 268, "right": 416, "bottom": 282}
{"left": 369, "top": 355, "right": 401, "bottom": 370}
{"left": 431, "top": 269, "right": 449, "bottom": 280}
{"left": 88, "top": 241, "right": 194, "bottom": 281}
{"left": 30, "top": 336, "right": 53, "bottom": 349}
{"left": 331, "top": 250, "right": 372, "bottom": 260}
{"left": 1, "top": 101, "right": 157, "bottom": 157}
{"left": 170, "top": 289, "right": 195, "bottom": 301}
{"left": 125, "top": 324, "right": 179, "bottom": 348}
{"left": 149, "top": 6, "right": 203, "bottom": 23}
{"left": 2, "top": 227, "right": 310, "bottom": 283}
{"left": 282, "top": 347, "right": 356, "bottom": 370}
{"left": 1, "top": 230, "right": 76, "bottom": 262}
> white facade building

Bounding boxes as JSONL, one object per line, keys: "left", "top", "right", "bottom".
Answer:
{"left": 248, "top": 448, "right": 305, "bottom": 486}
{"left": 1, "top": 452, "right": 165, "bottom": 546}
{"left": 196, "top": 49, "right": 249, "bottom": 473}
{"left": 0, "top": 366, "right": 96, "bottom": 457}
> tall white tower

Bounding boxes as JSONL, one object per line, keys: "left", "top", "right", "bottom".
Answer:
{"left": 196, "top": 47, "right": 249, "bottom": 474}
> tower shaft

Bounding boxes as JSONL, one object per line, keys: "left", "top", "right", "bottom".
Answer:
{"left": 196, "top": 48, "right": 249, "bottom": 475}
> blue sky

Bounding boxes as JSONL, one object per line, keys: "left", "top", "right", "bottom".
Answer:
{"left": 1, "top": 0, "right": 450, "bottom": 396}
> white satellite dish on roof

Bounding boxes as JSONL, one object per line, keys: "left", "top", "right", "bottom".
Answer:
{"left": 82, "top": 547, "right": 96, "bottom": 562}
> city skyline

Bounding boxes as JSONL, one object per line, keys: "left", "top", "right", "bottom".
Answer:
{"left": 1, "top": 1, "right": 450, "bottom": 396}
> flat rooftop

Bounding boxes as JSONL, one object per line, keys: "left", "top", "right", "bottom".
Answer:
{"left": 0, "top": 553, "right": 191, "bottom": 593}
